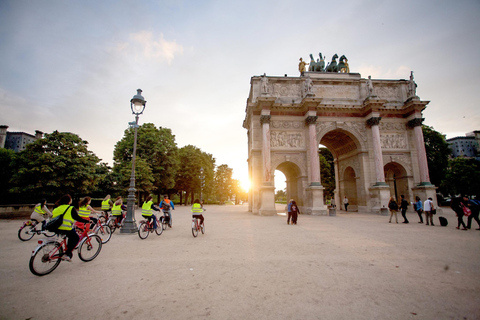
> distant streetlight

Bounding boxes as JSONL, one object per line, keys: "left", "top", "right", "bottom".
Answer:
{"left": 120, "top": 89, "right": 146, "bottom": 234}
{"left": 199, "top": 167, "right": 205, "bottom": 203}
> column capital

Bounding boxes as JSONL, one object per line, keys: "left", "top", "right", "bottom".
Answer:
{"left": 260, "top": 115, "right": 271, "bottom": 124}
{"left": 407, "top": 118, "right": 424, "bottom": 128}
{"left": 366, "top": 116, "right": 382, "bottom": 127}
{"left": 305, "top": 115, "right": 318, "bottom": 125}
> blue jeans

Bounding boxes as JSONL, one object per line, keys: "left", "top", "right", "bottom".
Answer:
{"left": 143, "top": 215, "right": 157, "bottom": 229}
{"left": 163, "top": 210, "right": 172, "bottom": 226}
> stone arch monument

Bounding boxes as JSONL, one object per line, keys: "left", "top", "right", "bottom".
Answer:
{"left": 243, "top": 69, "right": 437, "bottom": 215}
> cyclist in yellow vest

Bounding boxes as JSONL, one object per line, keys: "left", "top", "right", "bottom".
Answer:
{"left": 52, "top": 194, "right": 89, "bottom": 262}
{"left": 191, "top": 199, "right": 204, "bottom": 226}
{"left": 141, "top": 195, "right": 160, "bottom": 229}
{"left": 30, "top": 199, "right": 52, "bottom": 232}
{"left": 77, "top": 196, "right": 103, "bottom": 230}
{"left": 111, "top": 196, "right": 125, "bottom": 226}
{"left": 101, "top": 195, "right": 113, "bottom": 214}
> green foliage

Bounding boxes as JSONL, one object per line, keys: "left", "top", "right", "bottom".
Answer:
{"left": 275, "top": 189, "right": 286, "bottom": 202}
{"left": 0, "top": 149, "right": 16, "bottom": 203}
{"left": 214, "top": 164, "right": 233, "bottom": 203}
{"left": 113, "top": 123, "right": 179, "bottom": 200}
{"left": 422, "top": 125, "right": 450, "bottom": 191}
{"left": 10, "top": 131, "right": 101, "bottom": 202}
{"left": 444, "top": 157, "right": 480, "bottom": 197}
{"left": 319, "top": 147, "right": 335, "bottom": 198}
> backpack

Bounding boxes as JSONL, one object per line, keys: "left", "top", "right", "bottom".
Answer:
{"left": 162, "top": 201, "right": 171, "bottom": 211}
{"left": 438, "top": 216, "right": 448, "bottom": 227}
{"left": 291, "top": 205, "right": 298, "bottom": 213}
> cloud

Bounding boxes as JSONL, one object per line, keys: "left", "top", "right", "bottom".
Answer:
{"left": 125, "top": 31, "right": 184, "bottom": 64}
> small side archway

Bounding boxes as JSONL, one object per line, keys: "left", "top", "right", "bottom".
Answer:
{"left": 384, "top": 162, "right": 409, "bottom": 201}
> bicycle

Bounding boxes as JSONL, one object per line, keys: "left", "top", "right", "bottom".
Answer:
{"left": 92, "top": 213, "right": 112, "bottom": 244}
{"left": 107, "top": 210, "right": 126, "bottom": 233}
{"left": 18, "top": 219, "right": 56, "bottom": 241}
{"left": 29, "top": 223, "right": 102, "bottom": 276}
{"left": 161, "top": 211, "right": 172, "bottom": 230}
{"left": 191, "top": 217, "right": 205, "bottom": 238}
{"left": 138, "top": 215, "right": 163, "bottom": 239}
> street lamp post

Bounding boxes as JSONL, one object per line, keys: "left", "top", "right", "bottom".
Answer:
{"left": 120, "top": 89, "right": 146, "bottom": 234}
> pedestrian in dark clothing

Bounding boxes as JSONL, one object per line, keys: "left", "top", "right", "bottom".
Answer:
{"left": 291, "top": 201, "right": 300, "bottom": 225}
{"left": 451, "top": 197, "right": 467, "bottom": 230}
{"left": 464, "top": 196, "right": 480, "bottom": 230}
{"left": 400, "top": 195, "right": 409, "bottom": 223}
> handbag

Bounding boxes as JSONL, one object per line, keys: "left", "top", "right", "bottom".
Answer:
{"left": 461, "top": 203, "right": 472, "bottom": 217}
{"left": 44, "top": 206, "right": 71, "bottom": 231}
{"left": 431, "top": 209, "right": 436, "bottom": 215}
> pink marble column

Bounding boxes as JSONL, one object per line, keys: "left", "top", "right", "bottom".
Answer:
{"left": 306, "top": 116, "right": 321, "bottom": 185}
{"left": 367, "top": 117, "right": 386, "bottom": 185}
{"left": 408, "top": 118, "right": 431, "bottom": 184}
{"left": 260, "top": 115, "right": 271, "bottom": 183}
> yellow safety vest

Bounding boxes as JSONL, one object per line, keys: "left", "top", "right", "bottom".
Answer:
{"left": 78, "top": 205, "right": 91, "bottom": 219}
{"left": 191, "top": 203, "right": 203, "bottom": 215}
{"left": 142, "top": 201, "right": 153, "bottom": 216}
{"left": 101, "top": 200, "right": 111, "bottom": 210}
{"left": 34, "top": 205, "right": 46, "bottom": 215}
{"left": 112, "top": 204, "right": 122, "bottom": 216}
{"left": 52, "top": 205, "right": 75, "bottom": 231}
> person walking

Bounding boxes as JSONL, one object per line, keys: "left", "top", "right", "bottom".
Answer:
{"left": 414, "top": 196, "right": 423, "bottom": 223}
{"left": 424, "top": 197, "right": 435, "bottom": 226}
{"left": 30, "top": 199, "right": 52, "bottom": 232}
{"left": 291, "top": 201, "right": 300, "bottom": 225}
{"left": 451, "top": 196, "right": 467, "bottom": 230}
{"left": 465, "top": 196, "right": 480, "bottom": 230}
{"left": 400, "top": 195, "right": 409, "bottom": 223}
{"left": 51, "top": 194, "right": 89, "bottom": 262}
{"left": 388, "top": 197, "right": 399, "bottom": 223}
{"left": 287, "top": 199, "right": 294, "bottom": 225}
{"left": 343, "top": 196, "right": 349, "bottom": 211}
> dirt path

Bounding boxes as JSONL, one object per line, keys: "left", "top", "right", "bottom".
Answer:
{"left": 0, "top": 205, "right": 479, "bottom": 320}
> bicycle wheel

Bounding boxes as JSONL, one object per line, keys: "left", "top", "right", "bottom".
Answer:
{"left": 192, "top": 222, "right": 198, "bottom": 238}
{"left": 78, "top": 235, "right": 102, "bottom": 262}
{"left": 107, "top": 217, "right": 117, "bottom": 233}
{"left": 201, "top": 222, "right": 205, "bottom": 234}
{"left": 18, "top": 224, "right": 35, "bottom": 241}
{"left": 94, "top": 224, "right": 112, "bottom": 244}
{"left": 162, "top": 216, "right": 168, "bottom": 230}
{"left": 29, "top": 241, "right": 63, "bottom": 276}
{"left": 138, "top": 221, "right": 149, "bottom": 239}
{"left": 155, "top": 220, "right": 163, "bottom": 236}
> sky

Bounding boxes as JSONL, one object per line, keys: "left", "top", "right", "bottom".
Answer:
{"left": 1, "top": 0, "right": 479, "bottom": 192}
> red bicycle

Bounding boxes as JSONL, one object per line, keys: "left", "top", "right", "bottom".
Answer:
{"left": 191, "top": 217, "right": 205, "bottom": 238}
{"left": 29, "top": 223, "right": 102, "bottom": 276}
{"left": 18, "top": 219, "right": 56, "bottom": 241}
{"left": 138, "top": 215, "right": 163, "bottom": 239}
{"left": 106, "top": 210, "right": 126, "bottom": 233}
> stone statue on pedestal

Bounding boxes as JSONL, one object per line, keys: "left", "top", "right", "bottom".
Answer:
{"left": 407, "top": 71, "right": 417, "bottom": 98}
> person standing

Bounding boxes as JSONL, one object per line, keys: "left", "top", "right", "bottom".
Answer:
{"left": 291, "top": 200, "right": 300, "bottom": 225}
{"left": 414, "top": 196, "right": 423, "bottom": 223}
{"left": 424, "top": 197, "right": 435, "bottom": 226}
{"left": 400, "top": 195, "right": 409, "bottom": 223}
{"left": 451, "top": 196, "right": 467, "bottom": 230}
{"left": 388, "top": 197, "right": 399, "bottom": 223}
{"left": 287, "top": 199, "right": 294, "bottom": 225}
{"left": 343, "top": 196, "right": 349, "bottom": 211}
{"left": 30, "top": 199, "right": 52, "bottom": 232}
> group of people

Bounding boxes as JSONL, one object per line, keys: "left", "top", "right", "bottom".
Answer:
{"left": 387, "top": 195, "right": 480, "bottom": 230}
{"left": 30, "top": 193, "right": 205, "bottom": 262}
{"left": 286, "top": 199, "right": 300, "bottom": 225}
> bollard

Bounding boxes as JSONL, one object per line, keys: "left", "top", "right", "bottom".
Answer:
{"left": 329, "top": 208, "right": 336, "bottom": 216}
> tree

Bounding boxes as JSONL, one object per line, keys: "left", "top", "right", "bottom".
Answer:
{"left": 175, "top": 145, "right": 215, "bottom": 204}
{"left": 444, "top": 157, "right": 480, "bottom": 198}
{"left": 214, "top": 164, "right": 233, "bottom": 203}
{"left": 10, "top": 131, "right": 101, "bottom": 202}
{"left": 0, "top": 149, "right": 16, "bottom": 204}
{"left": 422, "top": 125, "right": 450, "bottom": 192}
{"left": 319, "top": 147, "right": 335, "bottom": 199}
{"left": 113, "top": 123, "right": 179, "bottom": 201}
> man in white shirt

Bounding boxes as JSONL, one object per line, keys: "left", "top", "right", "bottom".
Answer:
{"left": 424, "top": 197, "right": 435, "bottom": 226}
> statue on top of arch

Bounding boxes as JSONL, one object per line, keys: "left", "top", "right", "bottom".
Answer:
{"left": 303, "top": 52, "right": 350, "bottom": 73}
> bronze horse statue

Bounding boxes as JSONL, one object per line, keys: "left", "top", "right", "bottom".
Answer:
{"left": 337, "top": 55, "right": 349, "bottom": 73}
{"left": 325, "top": 54, "right": 338, "bottom": 72}
{"left": 308, "top": 52, "right": 326, "bottom": 72}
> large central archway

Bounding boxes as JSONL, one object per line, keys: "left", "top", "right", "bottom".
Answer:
{"left": 244, "top": 72, "right": 437, "bottom": 215}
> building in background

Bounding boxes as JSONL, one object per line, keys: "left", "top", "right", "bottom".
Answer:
{"left": 447, "top": 131, "right": 480, "bottom": 160}
{"left": 0, "top": 125, "right": 43, "bottom": 152}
